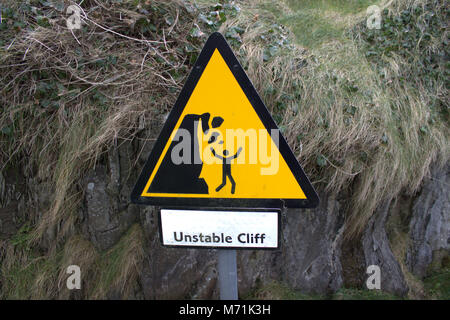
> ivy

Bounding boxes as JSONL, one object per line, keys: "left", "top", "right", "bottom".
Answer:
{"left": 357, "top": 0, "right": 449, "bottom": 122}
{"left": 359, "top": 1, "right": 449, "bottom": 86}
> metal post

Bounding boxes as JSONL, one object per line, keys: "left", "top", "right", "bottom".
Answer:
{"left": 217, "top": 249, "right": 238, "bottom": 300}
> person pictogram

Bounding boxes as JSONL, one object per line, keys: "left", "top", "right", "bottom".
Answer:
{"left": 210, "top": 147, "right": 242, "bottom": 194}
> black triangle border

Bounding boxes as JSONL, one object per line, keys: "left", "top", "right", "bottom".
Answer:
{"left": 131, "top": 32, "right": 319, "bottom": 208}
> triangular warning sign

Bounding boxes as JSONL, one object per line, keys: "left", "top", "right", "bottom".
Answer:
{"left": 131, "top": 32, "right": 319, "bottom": 208}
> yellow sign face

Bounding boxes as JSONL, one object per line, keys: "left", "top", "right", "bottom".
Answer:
{"left": 131, "top": 32, "right": 318, "bottom": 208}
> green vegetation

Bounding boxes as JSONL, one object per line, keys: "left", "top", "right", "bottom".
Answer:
{"left": 332, "top": 288, "right": 400, "bottom": 300}
{"left": 0, "top": 221, "right": 64, "bottom": 299}
{"left": 245, "top": 280, "right": 402, "bottom": 300}
{"left": 0, "top": 224, "right": 143, "bottom": 299}
{"left": 257, "top": 0, "right": 449, "bottom": 237}
{"left": 89, "top": 224, "right": 144, "bottom": 299}
{"left": 247, "top": 276, "right": 450, "bottom": 300}
{"left": 287, "top": 0, "right": 378, "bottom": 13}
{"left": 423, "top": 268, "right": 450, "bottom": 300}
{"left": 245, "top": 281, "right": 323, "bottom": 300}
{"left": 262, "top": 0, "right": 381, "bottom": 48}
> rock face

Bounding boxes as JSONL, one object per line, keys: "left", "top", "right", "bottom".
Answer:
{"left": 83, "top": 142, "right": 139, "bottom": 251}
{"left": 84, "top": 165, "right": 122, "bottom": 250}
{"left": 141, "top": 246, "right": 218, "bottom": 299}
{"left": 362, "top": 200, "right": 409, "bottom": 297}
{"left": 138, "top": 206, "right": 219, "bottom": 299}
{"left": 73, "top": 157, "right": 450, "bottom": 298}
{"left": 0, "top": 167, "right": 28, "bottom": 241}
{"left": 277, "top": 192, "right": 344, "bottom": 294}
{"left": 0, "top": 204, "right": 17, "bottom": 240}
{"left": 251, "top": 191, "right": 343, "bottom": 296}
{"left": 138, "top": 191, "right": 345, "bottom": 298}
{"left": 407, "top": 164, "right": 450, "bottom": 278}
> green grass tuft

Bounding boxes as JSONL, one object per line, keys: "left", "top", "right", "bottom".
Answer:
{"left": 244, "top": 281, "right": 324, "bottom": 300}
{"left": 423, "top": 268, "right": 450, "bottom": 300}
{"left": 332, "top": 288, "right": 401, "bottom": 300}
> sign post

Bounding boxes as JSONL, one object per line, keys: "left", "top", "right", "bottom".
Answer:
{"left": 131, "top": 32, "right": 319, "bottom": 299}
{"left": 218, "top": 250, "right": 238, "bottom": 300}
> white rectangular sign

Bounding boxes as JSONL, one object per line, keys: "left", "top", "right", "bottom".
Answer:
{"left": 160, "top": 209, "right": 279, "bottom": 249}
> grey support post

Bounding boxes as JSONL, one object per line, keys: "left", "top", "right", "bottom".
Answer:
{"left": 217, "top": 249, "right": 238, "bottom": 300}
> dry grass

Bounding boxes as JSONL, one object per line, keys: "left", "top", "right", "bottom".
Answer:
{"left": 89, "top": 224, "right": 145, "bottom": 299}
{"left": 1, "top": 0, "right": 195, "bottom": 299}
{"left": 225, "top": 0, "right": 449, "bottom": 237}
{"left": 1, "top": 0, "right": 196, "bottom": 244}
{"left": 0, "top": 223, "right": 144, "bottom": 299}
{"left": 57, "top": 235, "right": 98, "bottom": 299}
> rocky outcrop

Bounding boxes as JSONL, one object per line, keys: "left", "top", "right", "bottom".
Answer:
{"left": 141, "top": 246, "right": 218, "bottom": 299}
{"left": 138, "top": 205, "right": 218, "bottom": 299}
{"left": 82, "top": 142, "right": 139, "bottom": 251}
{"left": 406, "top": 164, "right": 450, "bottom": 278}
{"left": 74, "top": 157, "right": 450, "bottom": 298}
{"left": 137, "top": 191, "right": 345, "bottom": 299}
{"left": 277, "top": 192, "right": 344, "bottom": 294}
{"left": 0, "top": 203, "right": 17, "bottom": 240}
{"left": 0, "top": 168, "right": 27, "bottom": 240}
{"left": 362, "top": 200, "right": 409, "bottom": 297}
